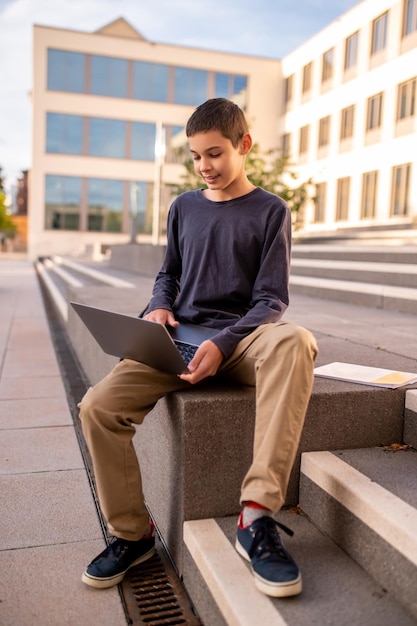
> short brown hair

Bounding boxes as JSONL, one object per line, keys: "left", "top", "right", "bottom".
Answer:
{"left": 186, "top": 98, "right": 248, "bottom": 147}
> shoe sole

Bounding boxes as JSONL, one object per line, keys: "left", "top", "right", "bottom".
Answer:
{"left": 81, "top": 546, "right": 156, "bottom": 589}
{"left": 235, "top": 538, "right": 302, "bottom": 598}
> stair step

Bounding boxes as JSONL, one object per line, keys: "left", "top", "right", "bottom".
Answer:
{"left": 300, "top": 448, "right": 417, "bottom": 620}
{"left": 183, "top": 512, "right": 415, "bottom": 626}
{"left": 289, "top": 274, "right": 417, "bottom": 315}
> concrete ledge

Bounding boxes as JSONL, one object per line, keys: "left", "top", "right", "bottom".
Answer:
{"left": 405, "top": 390, "right": 417, "bottom": 448}
{"left": 65, "top": 285, "right": 415, "bottom": 573}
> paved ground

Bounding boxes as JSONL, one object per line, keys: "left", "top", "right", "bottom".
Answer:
{"left": 0, "top": 256, "right": 127, "bottom": 626}
{"left": 1, "top": 253, "right": 417, "bottom": 625}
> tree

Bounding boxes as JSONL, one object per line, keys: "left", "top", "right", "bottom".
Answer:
{"left": 0, "top": 167, "right": 5, "bottom": 193}
{"left": 0, "top": 191, "right": 16, "bottom": 239}
{"left": 171, "top": 144, "right": 311, "bottom": 228}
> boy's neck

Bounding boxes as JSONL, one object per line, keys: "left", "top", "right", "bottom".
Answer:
{"left": 202, "top": 179, "right": 256, "bottom": 202}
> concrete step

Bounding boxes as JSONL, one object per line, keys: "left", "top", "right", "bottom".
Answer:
{"left": 290, "top": 243, "right": 417, "bottom": 315}
{"left": 291, "top": 258, "right": 417, "bottom": 288}
{"left": 182, "top": 512, "right": 416, "bottom": 626}
{"left": 300, "top": 444, "right": 417, "bottom": 620}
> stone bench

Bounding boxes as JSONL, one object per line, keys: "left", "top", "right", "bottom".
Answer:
{"left": 67, "top": 285, "right": 410, "bottom": 573}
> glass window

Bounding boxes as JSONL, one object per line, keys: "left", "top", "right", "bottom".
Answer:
{"left": 282, "top": 133, "right": 291, "bottom": 156}
{"left": 345, "top": 32, "right": 359, "bottom": 69}
{"left": 391, "top": 164, "right": 411, "bottom": 216}
{"left": 90, "top": 55, "right": 128, "bottom": 98}
{"left": 403, "top": 0, "right": 417, "bottom": 36}
{"left": 371, "top": 12, "right": 389, "bottom": 55}
{"left": 318, "top": 116, "right": 331, "bottom": 147}
{"left": 87, "top": 178, "right": 124, "bottom": 232}
{"left": 164, "top": 125, "right": 185, "bottom": 163}
{"left": 336, "top": 177, "right": 350, "bottom": 220}
{"left": 299, "top": 125, "right": 310, "bottom": 155}
{"left": 173, "top": 67, "right": 208, "bottom": 105}
{"left": 45, "top": 175, "right": 82, "bottom": 230}
{"left": 361, "top": 171, "right": 378, "bottom": 219}
{"left": 232, "top": 75, "right": 247, "bottom": 97}
{"left": 366, "top": 93, "right": 383, "bottom": 130}
{"left": 89, "top": 118, "right": 126, "bottom": 158}
{"left": 340, "top": 105, "right": 355, "bottom": 140}
{"left": 131, "top": 122, "right": 156, "bottom": 161}
{"left": 129, "top": 181, "right": 154, "bottom": 235}
{"left": 322, "top": 48, "right": 334, "bottom": 83}
{"left": 215, "top": 73, "right": 230, "bottom": 98}
{"left": 46, "top": 113, "right": 83, "bottom": 154}
{"left": 133, "top": 61, "right": 169, "bottom": 102}
{"left": 397, "top": 78, "right": 416, "bottom": 120}
{"left": 302, "top": 62, "right": 313, "bottom": 93}
{"left": 47, "top": 49, "right": 85, "bottom": 93}
{"left": 314, "top": 183, "right": 327, "bottom": 222}
{"left": 284, "top": 74, "right": 294, "bottom": 106}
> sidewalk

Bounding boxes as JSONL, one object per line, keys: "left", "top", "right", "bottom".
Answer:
{"left": 1, "top": 254, "right": 417, "bottom": 625}
{"left": 0, "top": 257, "right": 127, "bottom": 626}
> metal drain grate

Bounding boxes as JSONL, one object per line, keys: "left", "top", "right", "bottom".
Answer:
{"left": 123, "top": 549, "right": 202, "bottom": 625}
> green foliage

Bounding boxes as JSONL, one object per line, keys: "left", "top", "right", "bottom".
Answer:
{"left": 0, "top": 192, "right": 16, "bottom": 238}
{"left": 0, "top": 167, "right": 5, "bottom": 193}
{"left": 171, "top": 144, "right": 311, "bottom": 224}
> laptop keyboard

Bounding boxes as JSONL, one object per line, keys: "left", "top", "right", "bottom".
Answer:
{"left": 174, "top": 342, "right": 198, "bottom": 365}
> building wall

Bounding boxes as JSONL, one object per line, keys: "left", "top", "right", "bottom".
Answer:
{"left": 281, "top": 0, "right": 417, "bottom": 232}
{"left": 29, "top": 21, "right": 281, "bottom": 259}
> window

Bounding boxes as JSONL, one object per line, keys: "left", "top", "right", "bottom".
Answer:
{"left": 87, "top": 178, "right": 124, "bottom": 232}
{"left": 314, "top": 183, "right": 327, "bottom": 222}
{"left": 318, "top": 116, "right": 331, "bottom": 147}
{"left": 133, "top": 61, "right": 169, "bottom": 102}
{"left": 397, "top": 78, "right": 416, "bottom": 120}
{"left": 371, "top": 12, "right": 389, "bottom": 54}
{"left": 366, "top": 93, "right": 383, "bottom": 130}
{"left": 46, "top": 113, "right": 83, "bottom": 154}
{"left": 322, "top": 48, "right": 334, "bottom": 83}
{"left": 130, "top": 122, "right": 156, "bottom": 161}
{"left": 282, "top": 133, "right": 291, "bottom": 156}
{"left": 345, "top": 32, "right": 359, "bottom": 69}
{"left": 299, "top": 125, "right": 310, "bottom": 155}
{"left": 215, "top": 73, "right": 247, "bottom": 99}
{"left": 129, "top": 181, "right": 154, "bottom": 235}
{"left": 403, "top": 0, "right": 417, "bottom": 36}
{"left": 45, "top": 175, "right": 82, "bottom": 230}
{"left": 90, "top": 55, "right": 128, "bottom": 98}
{"left": 361, "top": 171, "right": 378, "bottom": 219}
{"left": 47, "top": 49, "right": 85, "bottom": 93}
{"left": 173, "top": 67, "right": 208, "bottom": 105}
{"left": 88, "top": 118, "right": 126, "bottom": 159}
{"left": 284, "top": 74, "right": 294, "bottom": 106}
{"left": 302, "top": 62, "right": 313, "bottom": 93}
{"left": 336, "top": 177, "right": 350, "bottom": 220}
{"left": 340, "top": 105, "right": 355, "bottom": 139}
{"left": 391, "top": 164, "right": 411, "bottom": 216}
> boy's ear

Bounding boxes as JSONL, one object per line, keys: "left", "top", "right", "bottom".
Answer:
{"left": 239, "top": 132, "right": 252, "bottom": 155}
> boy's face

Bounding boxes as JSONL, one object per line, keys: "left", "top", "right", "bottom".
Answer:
{"left": 188, "top": 130, "right": 252, "bottom": 200}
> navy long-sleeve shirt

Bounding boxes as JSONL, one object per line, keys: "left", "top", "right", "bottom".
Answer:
{"left": 143, "top": 187, "right": 291, "bottom": 359}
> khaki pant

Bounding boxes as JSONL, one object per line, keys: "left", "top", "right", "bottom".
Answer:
{"left": 79, "top": 321, "right": 318, "bottom": 540}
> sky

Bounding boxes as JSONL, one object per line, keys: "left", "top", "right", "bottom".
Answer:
{"left": 0, "top": 0, "right": 360, "bottom": 195}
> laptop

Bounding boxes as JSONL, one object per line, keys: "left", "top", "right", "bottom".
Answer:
{"left": 70, "top": 301, "right": 219, "bottom": 375}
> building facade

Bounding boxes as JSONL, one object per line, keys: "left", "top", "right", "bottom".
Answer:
{"left": 29, "top": 0, "right": 417, "bottom": 259}
{"left": 282, "top": 0, "right": 417, "bottom": 234}
{"left": 29, "top": 18, "right": 280, "bottom": 259}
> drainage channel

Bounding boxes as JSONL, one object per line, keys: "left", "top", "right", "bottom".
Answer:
{"left": 37, "top": 273, "right": 203, "bottom": 626}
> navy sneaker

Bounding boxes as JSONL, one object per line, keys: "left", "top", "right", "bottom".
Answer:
{"left": 235, "top": 514, "right": 302, "bottom": 597}
{"left": 82, "top": 523, "right": 155, "bottom": 589}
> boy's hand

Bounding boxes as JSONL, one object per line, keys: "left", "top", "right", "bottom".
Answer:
{"left": 179, "top": 340, "right": 223, "bottom": 385}
{"left": 143, "top": 308, "right": 179, "bottom": 327}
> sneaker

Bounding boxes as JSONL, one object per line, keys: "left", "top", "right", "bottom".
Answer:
{"left": 82, "top": 523, "right": 156, "bottom": 589}
{"left": 235, "top": 515, "right": 302, "bottom": 597}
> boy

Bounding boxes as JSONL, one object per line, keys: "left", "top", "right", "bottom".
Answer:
{"left": 79, "top": 98, "right": 318, "bottom": 598}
